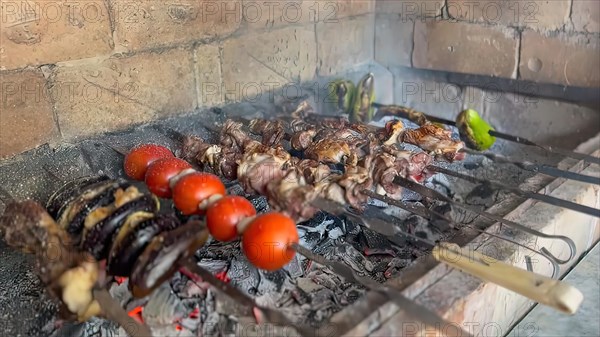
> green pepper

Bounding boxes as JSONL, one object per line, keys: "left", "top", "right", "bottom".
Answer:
{"left": 456, "top": 108, "right": 496, "bottom": 151}
{"left": 326, "top": 79, "right": 355, "bottom": 114}
{"left": 350, "top": 73, "right": 375, "bottom": 123}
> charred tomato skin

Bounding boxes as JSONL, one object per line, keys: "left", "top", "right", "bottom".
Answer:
{"left": 172, "top": 172, "right": 226, "bottom": 215}
{"left": 241, "top": 212, "right": 299, "bottom": 271}
{"left": 124, "top": 144, "right": 174, "bottom": 181}
{"left": 144, "top": 157, "right": 193, "bottom": 198}
{"left": 206, "top": 195, "right": 256, "bottom": 242}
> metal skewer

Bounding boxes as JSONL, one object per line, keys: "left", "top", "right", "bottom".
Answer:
{"left": 428, "top": 165, "right": 600, "bottom": 218}
{"left": 359, "top": 190, "right": 562, "bottom": 279}
{"left": 392, "top": 176, "right": 577, "bottom": 265}
{"left": 313, "top": 198, "right": 583, "bottom": 315}
{"left": 372, "top": 103, "right": 600, "bottom": 166}
{"left": 459, "top": 148, "right": 600, "bottom": 186}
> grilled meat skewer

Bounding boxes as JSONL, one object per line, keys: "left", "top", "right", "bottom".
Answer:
{"left": 248, "top": 114, "right": 466, "bottom": 163}
{"left": 183, "top": 119, "right": 435, "bottom": 221}
{"left": 182, "top": 121, "right": 584, "bottom": 316}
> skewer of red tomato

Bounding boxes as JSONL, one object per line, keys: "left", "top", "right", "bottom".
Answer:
{"left": 123, "top": 143, "right": 299, "bottom": 271}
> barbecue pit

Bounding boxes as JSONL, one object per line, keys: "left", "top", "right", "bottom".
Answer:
{"left": 1, "top": 2, "right": 599, "bottom": 337}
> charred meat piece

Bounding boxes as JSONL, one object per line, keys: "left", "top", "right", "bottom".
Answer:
{"left": 290, "top": 129, "right": 317, "bottom": 151}
{"left": 249, "top": 119, "right": 286, "bottom": 147}
{"left": 130, "top": 220, "right": 209, "bottom": 298}
{"left": 304, "top": 138, "right": 359, "bottom": 166}
{"left": 403, "top": 123, "right": 465, "bottom": 162}
{"left": 265, "top": 169, "right": 322, "bottom": 221}
{"left": 0, "top": 201, "right": 102, "bottom": 322}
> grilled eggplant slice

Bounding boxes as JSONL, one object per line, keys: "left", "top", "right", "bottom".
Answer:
{"left": 57, "top": 179, "right": 122, "bottom": 232}
{"left": 81, "top": 194, "right": 159, "bottom": 260}
{"left": 67, "top": 180, "right": 132, "bottom": 242}
{"left": 107, "top": 214, "right": 182, "bottom": 277}
{"left": 129, "top": 220, "right": 209, "bottom": 298}
{"left": 46, "top": 175, "right": 110, "bottom": 218}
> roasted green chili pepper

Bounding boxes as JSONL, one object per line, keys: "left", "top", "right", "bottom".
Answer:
{"left": 350, "top": 73, "right": 375, "bottom": 123}
{"left": 326, "top": 79, "right": 355, "bottom": 114}
{"left": 456, "top": 108, "right": 496, "bottom": 151}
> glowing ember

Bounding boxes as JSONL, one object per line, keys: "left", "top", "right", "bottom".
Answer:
{"left": 115, "top": 276, "right": 127, "bottom": 285}
{"left": 189, "top": 307, "right": 200, "bottom": 319}
{"left": 215, "top": 271, "right": 230, "bottom": 283}
{"left": 128, "top": 306, "right": 144, "bottom": 324}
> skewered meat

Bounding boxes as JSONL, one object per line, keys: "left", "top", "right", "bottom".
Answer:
{"left": 402, "top": 123, "right": 466, "bottom": 162}
{"left": 0, "top": 201, "right": 101, "bottom": 322}
{"left": 249, "top": 119, "right": 286, "bottom": 147}
{"left": 379, "top": 120, "right": 465, "bottom": 162}
{"left": 182, "top": 120, "right": 434, "bottom": 222}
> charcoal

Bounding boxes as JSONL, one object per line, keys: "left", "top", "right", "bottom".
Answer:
{"left": 142, "top": 284, "right": 185, "bottom": 326}
{"left": 340, "top": 287, "right": 363, "bottom": 306}
{"left": 343, "top": 218, "right": 361, "bottom": 236}
{"left": 283, "top": 254, "right": 304, "bottom": 278}
{"left": 227, "top": 258, "right": 260, "bottom": 295}
{"left": 197, "top": 259, "right": 229, "bottom": 274}
{"left": 334, "top": 242, "right": 374, "bottom": 273}
{"left": 81, "top": 317, "right": 119, "bottom": 337}
{"left": 291, "top": 287, "right": 311, "bottom": 305}
{"left": 202, "top": 312, "right": 222, "bottom": 337}
{"left": 310, "top": 288, "right": 338, "bottom": 310}
{"left": 248, "top": 195, "right": 270, "bottom": 213}
{"left": 299, "top": 231, "right": 322, "bottom": 251}
{"left": 327, "top": 227, "right": 344, "bottom": 240}
{"left": 108, "top": 280, "right": 132, "bottom": 307}
{"left": 360, "top": 227, "right": 393, "bottom": 251}
{"left": 465, "top": 183, "right": 499, "bottom": 208}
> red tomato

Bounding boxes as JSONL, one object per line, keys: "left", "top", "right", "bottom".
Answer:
{"left": 145, "top": 158, "right": 193, "bottom": 198}
{"left": 172, "top": 172, "right": 226, "bottom": 215}
{"left": 242, "top": 213, "right": 299, "bottom": 271}
{"left": 124, "top": 144, "right": 173, "bottom": 181}
{"left": 206, "top": 195, "right": 256, "bottom": 242}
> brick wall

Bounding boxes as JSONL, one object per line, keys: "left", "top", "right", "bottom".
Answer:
{"left": 0, "top": 0, "right": 374, "bottom": 159}
{"left": 376, "top": 0, "right": 600, "bottom": 87}
{"left": 1, "top": 0, "right": 599, "bottom": 160}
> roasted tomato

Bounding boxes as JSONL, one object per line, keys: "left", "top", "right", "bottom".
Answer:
{"left": 172, "top": 172, "right": 226, "bottom": 215}
{"left": 241, "top": 213, "right": 299, "bottom": 271}
{"left": 206, "top": 195, "right": 256, "bottom": 242}
{"left": 145, "top": 158, "right": 193, "bottom": 198}
{"left": 124, "top": 144, "right": 174, "bottom": 181}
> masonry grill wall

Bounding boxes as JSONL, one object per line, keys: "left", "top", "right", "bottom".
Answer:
{"left": 1, "top": 1, "right": 599, "bottom": 337}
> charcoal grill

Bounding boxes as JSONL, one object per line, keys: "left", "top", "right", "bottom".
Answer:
{"left": 1, "top": 82, "right": 598, "bottom": 337}
{"left": 1, "top": 3, "right": 599, "bottom": 336}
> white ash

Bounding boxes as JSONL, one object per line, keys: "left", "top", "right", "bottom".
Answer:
{"left": 142, "top": 284, "right": 186, "bottom": 326}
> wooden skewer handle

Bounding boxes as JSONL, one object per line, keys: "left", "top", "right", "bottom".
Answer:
{"left": 432, "top": 243, "right": 583, "bottom": 315}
